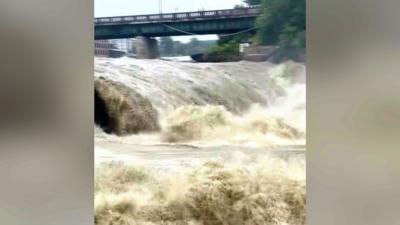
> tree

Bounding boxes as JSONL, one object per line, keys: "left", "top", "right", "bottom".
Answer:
{"left": 158, "top": 39, "right": 216, "bottom": 56}
{"left": 255, "top": 0, "right": 305, "bottom": 48}
{"left": 186, "top": 38, "right": 203, "bottom": 54}
{"left": 174, "top": 41, "right": 185, "bottom": 55}
{"left": 234, "top": 4, "right": 246, "bottom": 9}
{"left": 159, "top": 37, "right": 175, "bottom": 56}
{"left": 243, "top": 0, "right": 262, "bottom": 6}
{"left": 188, "top": 38, "right": 200, "bottom": 48}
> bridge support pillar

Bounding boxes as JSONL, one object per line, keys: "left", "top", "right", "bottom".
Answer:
{"left": 135, "top": 36, "right": 159, "bottom": 59}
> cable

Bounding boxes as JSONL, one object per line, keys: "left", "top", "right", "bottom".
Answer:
{"left": 160, "top": 23, "right": 257, "bottom": 37}
{"left": 161, "top": 23, "right": 199, "bottom": 36}
{"left": 219, "top": 27, "right": 257, "bottom": 37}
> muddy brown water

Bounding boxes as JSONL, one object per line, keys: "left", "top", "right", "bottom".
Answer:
{"left": 96, "top": 140, "right": 305, "bottom": 173}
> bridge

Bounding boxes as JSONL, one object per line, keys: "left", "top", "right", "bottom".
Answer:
{"left": 95, "top": 7, "right": 261, "bottom": 58}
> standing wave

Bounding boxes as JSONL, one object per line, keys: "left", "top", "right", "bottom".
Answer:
{"left": 95, "top": 155, "right": 305, "bottom": 225}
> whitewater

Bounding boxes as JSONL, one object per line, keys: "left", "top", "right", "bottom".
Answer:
{"left": 94, "top": 57, "right": 306, "bottom": 225}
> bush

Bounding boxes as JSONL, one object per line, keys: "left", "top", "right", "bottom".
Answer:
{"left": 208, "top": 40, "right": 240, "bottom": 54}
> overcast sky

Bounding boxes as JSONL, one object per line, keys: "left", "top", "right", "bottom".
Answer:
{"left": 95, "top": 0, "right": 245, "bottom": 42}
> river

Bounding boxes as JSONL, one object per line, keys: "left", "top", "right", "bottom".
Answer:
{"left": 94, "top": 56, "right": 306, "bottom": 225}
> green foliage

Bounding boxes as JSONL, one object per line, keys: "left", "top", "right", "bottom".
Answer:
{"left": 255, "top": 0, "right": 305, "bottom": 48}
{"left": 158, "top": 37, "right": 216, "bottom": 56}
{"left": 218, "top": 33, "right": 254, "bottom": 45}
{"left": 159, "top": 37, "right": 175, "bottom": 56}
{"left": 244, "top": 0, "right": 262, "bottom": 6}
{"left": 208, "top": 40, "right": 240, "bottom": 54}
{"left": 211, "top": 0, "right": 305, "bottom": 54}
{"left": 234, "top": 4, "right": 247, "bottom": 9}
{"left": 208, "top": 32, "right": 254, "bottom": 54}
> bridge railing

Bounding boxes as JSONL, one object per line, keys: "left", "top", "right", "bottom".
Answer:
{"left": 95, "top": 7, "right": 261, "bottom": 25}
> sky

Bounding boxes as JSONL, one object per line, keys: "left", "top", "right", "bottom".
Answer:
{"left": 95, "top": 0, "right": 245, "bottom": 42}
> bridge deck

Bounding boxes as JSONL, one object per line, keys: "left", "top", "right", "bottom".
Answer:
{"left": 95, "top": 7, "right": 261, "bottom": 25}
{"left": 95, "top": 7, "right": 261, "bottom": 39}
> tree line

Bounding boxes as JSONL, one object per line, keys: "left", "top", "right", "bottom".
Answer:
{"left": 158, "top": 37, "right": 216, "bottom": 57}
{"left": 159, "top": 0, "right": 305, "bottom": 56}
{"left": 253, "top": 0, "right": 305, "bottom": 48}
{"left": 214, "top": 0, "right": 305, "bottom": 54}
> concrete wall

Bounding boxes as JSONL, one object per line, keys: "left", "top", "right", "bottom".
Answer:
{"left": 243, "top": 45, "right": 305, "bottom": 63}
{"left": 135, "top": 36, "right": 159, "bottom": 59}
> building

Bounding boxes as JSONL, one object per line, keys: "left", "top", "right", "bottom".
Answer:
{"left": 95, "top": 40, "right": 114, "bottom": 57}
{"left": 95, "top": 39, "right": 137, "bottom": 58}
{"left": 109, "top": 39, "right": 136, "bottom": 54}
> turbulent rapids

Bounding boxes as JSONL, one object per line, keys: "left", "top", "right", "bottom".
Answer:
{"left": 95, "top": 156, "right": 305, "bottom": 225}
{"left": 94, "top": 57, "right": 306, "bottom": 225}
{"left": 95, "top": 57, "right": 305, "bottom": 144}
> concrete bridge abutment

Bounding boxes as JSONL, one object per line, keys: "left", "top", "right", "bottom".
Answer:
{"left": 135, "top": 36, "right": 159, "bottom": 59}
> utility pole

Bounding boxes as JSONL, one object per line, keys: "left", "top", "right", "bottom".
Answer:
{"left": 159, "top": 0, "right": 163, "bottom": 14}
